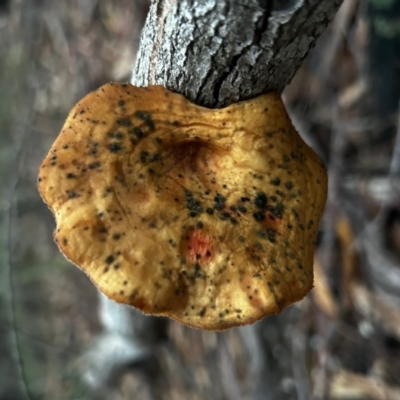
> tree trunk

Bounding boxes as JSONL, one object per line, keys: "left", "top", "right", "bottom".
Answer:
{"left": 133, "top": 0, "right": 344, "bottom": 108}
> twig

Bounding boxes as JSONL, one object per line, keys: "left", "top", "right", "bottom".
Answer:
{"left": 365, "top": 98, "right": 400, "bottom": 229}
{"left": 291, "top": 325, "right": 311, "bottom": 400}
{"left": 3, "top": 122, "right": 33, "bottom": 399}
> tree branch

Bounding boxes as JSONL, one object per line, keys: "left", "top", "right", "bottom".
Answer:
{"left": 132, "top": 0, "right": 344, "bottom": 108}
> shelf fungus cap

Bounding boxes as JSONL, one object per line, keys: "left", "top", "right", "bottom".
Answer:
{"left": 38, "top": 83, "right": 327, "bottom": 330}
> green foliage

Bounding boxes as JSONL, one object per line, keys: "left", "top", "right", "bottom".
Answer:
{"left": 370, "top": 0, "right": 397, "bottom": 9}
{"left": 373, "top": 16, "right": 400, "bottom": 38}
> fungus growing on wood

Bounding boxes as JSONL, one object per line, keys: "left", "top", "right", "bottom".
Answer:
{"left": 38, "top": 83, "right": 327, "bottom": 330}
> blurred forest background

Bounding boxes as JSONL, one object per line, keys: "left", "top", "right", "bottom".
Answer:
{"left": 1, "top": 0, "right": 400, "bottom": 399}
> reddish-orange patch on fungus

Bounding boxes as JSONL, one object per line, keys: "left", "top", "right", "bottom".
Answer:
{"left": 183, "top": 229, "right": 214, "bottom": 264}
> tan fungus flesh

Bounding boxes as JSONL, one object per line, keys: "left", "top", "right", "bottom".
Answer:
{"left": 38, "top": 83, "right": 327, "bottom": 330}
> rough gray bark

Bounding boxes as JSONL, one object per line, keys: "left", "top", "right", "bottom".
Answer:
{"left": 133, "top": 0, "right": 344, "bottom": 108}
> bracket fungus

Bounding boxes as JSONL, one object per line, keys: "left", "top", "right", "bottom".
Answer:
{"left": 38, "top": 83, "right": 327, "bottom": 330}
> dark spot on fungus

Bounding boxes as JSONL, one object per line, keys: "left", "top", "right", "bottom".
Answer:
{"left": 285, "top": 181, "right": 293, "bottom": 190}
{"left": 257, "top": 230, "right": 266, "bottom": 239}
{"left": 140, "top": 151, "right": 149, "bottom": 163}
{"left": 254, "top": 192, "right": 267, "bottom": 208}
{"left": 116, "top": 118, "right": 132, "bottom": 127}
{"left": 149, "top": 153, "right": 160, "bottom": 162}
{"left": 253, "top": 211, "right": 265, "bottom": 222}
{"left": 297, "top": 262, "right": 303, "bottom": 270}
{"left": 66, "top": 173, "right": 77, "bottom": 179}
{"left": 67, "top": 190, "right": 78, "bottom": 199}
{"left": 271, "top": 177, "right": 280, "bottom": 186}
{"left": 199, "top": 308, "right": 206, "bottom": 317}
{"left": 185, "top": 191, "right": 203, "bottom": 217}
{"left": 105, "top": 255, "right": 115, "bottom": 264}
{"left": 135, "top": 111, "right": 155, "bottom": 131}
{"left": 267, "top": 228, "right": 276, "bottom": 243}
{"left": 88, "top": 161, "right": 101, "bottom": 170}
{"left": 268, "top": 202, "right": 284, "bottom": 218}
{"left": 238, "top": 205, "right": 247, "bottom": 214}
{"left": 108, "top": 142, "right": 122, "bottom": 153}
{"left": 214, "top": 193, "right": 225, "bottom": 210}
{"left": 133, "top": 127, "right": 144, "bottom": 139}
